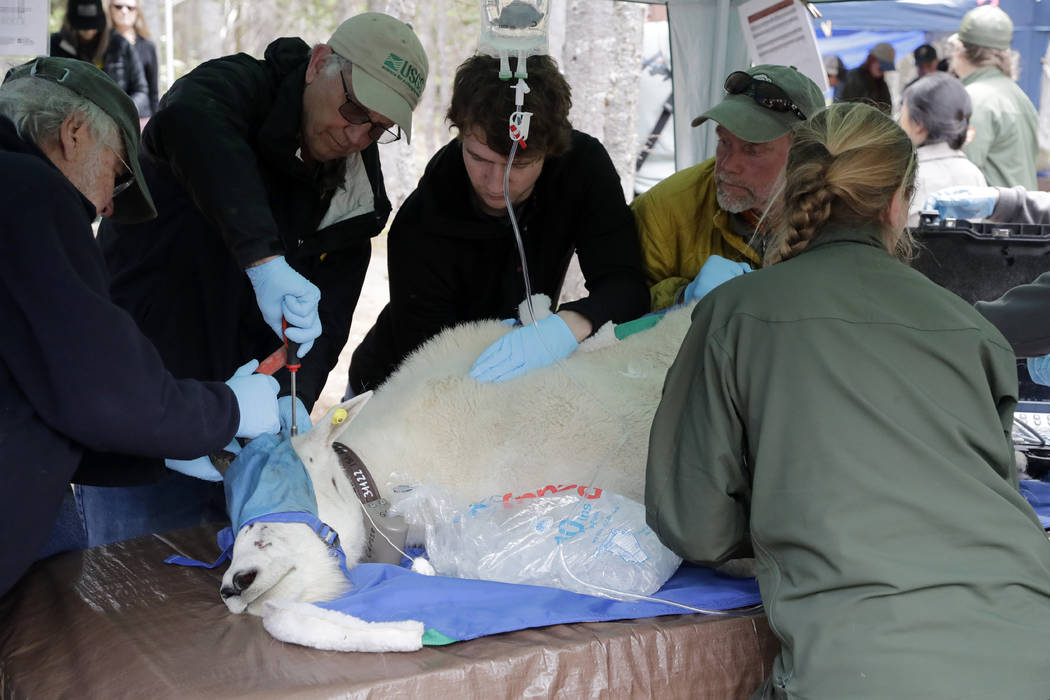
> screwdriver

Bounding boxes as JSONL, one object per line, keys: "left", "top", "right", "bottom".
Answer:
{"left": 281, "top": 318, "right": 301, "bottom": 436}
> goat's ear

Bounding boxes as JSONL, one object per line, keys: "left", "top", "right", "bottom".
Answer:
{"left": 320, "top": 392, "right": 372, "bottom": 441}
{"left": 291, "top": 392, "right": 373, "bottom": 453}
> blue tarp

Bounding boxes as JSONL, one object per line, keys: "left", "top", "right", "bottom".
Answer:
{"left": 320, "top": 557, "right": 762, "bottom": 644}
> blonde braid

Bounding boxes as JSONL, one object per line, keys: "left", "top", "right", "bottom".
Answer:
{"left": 766, "top": 103, "right": 917, "bottom": 266}
{"left": 766, "top": 148, "right": 834, "bottom": 265}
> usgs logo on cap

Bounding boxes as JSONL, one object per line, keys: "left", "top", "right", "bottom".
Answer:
{"left": 383, "top": 53, "right": 425, "bottom": 98}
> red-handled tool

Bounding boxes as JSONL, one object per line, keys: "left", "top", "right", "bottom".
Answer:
{"left": 255, "top": 344, "right": 288, "bottom": 376}
{"left": 210, "top": 342, "right": 296, "bottom": 474}
{"left": 281, "top": 318, "right": 301, "bottom": 436}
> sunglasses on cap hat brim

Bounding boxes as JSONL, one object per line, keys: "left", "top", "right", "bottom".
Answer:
{"left": 724, "top": 71, "right": 807, "bottom": 121}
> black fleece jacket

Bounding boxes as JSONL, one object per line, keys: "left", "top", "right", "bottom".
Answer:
{"left": 99, "top": 38, "right": 389, "bottom": 410}
{"left": 348, "top": 130, "right": 649, "bottom": 393}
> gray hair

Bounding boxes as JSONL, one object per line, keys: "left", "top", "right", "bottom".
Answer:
{"left": 0, "top": 76, "right": 122, "bottom": 155}
{"left": 949, "top": 34, "right": 1019, "bottom": 80}
{"left": 902, "top": 72, "right": 972, "bottom": 150}
{"left": 320, "top": 48, "right": 351, "bottom": 80}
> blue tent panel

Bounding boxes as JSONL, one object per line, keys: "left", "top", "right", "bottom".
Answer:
{"left": 817, "top": 29, "right": 928, "bottom": 70}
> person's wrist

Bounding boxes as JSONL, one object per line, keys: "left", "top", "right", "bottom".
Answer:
{"left": 247, "top": 254, "right": 280, "bottom": 269}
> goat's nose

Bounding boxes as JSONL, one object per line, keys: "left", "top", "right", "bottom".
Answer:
{"left": 220, "top": 569, "right": 258, "bottom": 598}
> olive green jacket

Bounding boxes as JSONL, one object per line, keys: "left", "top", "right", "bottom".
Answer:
{"left": 646, "top": 222, "right": 1050, "bottom": 699}
{"left": 631, "top": 158, "right": 763, "bottom": 311}
{"left": 962, "top": 66, "right": 1039, "bottom": 190}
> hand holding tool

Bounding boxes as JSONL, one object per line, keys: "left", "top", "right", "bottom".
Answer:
{"left": 245, "top": 255, "right": 322, "bottom": 355}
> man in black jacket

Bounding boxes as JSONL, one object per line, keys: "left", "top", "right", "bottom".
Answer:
{"left": 347, "top": 54, "right": 649, "bottom": 393}
{"left": 0, "top": 57, "right": 279, "bottom": 598}
{"left": 91, "top": 13, "right": 428, "bottom": 545}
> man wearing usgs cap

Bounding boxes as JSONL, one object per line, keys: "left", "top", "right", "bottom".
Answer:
{"left": 0, "top": 57, "right": 280, "bottom": 597}
{"left": 90, "top": 13, "right": 428, "bottom": 543}
{"left": 950, "top": 3, "right": 1038, "bottom": 189}
{"left": 631, "top": 64, "right": 824, "bottom": 310}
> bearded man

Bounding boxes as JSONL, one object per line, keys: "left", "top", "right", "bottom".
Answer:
{"left": 631, "top": 65, "right": 824, "bottom": 310}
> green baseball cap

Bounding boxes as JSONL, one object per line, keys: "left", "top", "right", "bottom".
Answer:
{"left": 958, "top": 5, "right": 1014, "bottom": 51}
{"left": 691, "top": 64, "right": 825, "bottom": 143}
{"left": 3, "top": 56, "right": 156, "bottom": 223}
{"left": 327, "top": 13, "right": 429, "bottom": 144}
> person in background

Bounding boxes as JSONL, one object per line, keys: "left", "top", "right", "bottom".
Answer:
{"left": 0, "top": 57, "right": 279, "bottom": 599}
{"left": 898, "top": 71, "right": 985, "bottom": 227}
{"left": 949, "top": 4, "right": 1038, "bottom": 189}
{"left": 51, "top": 0, "right": 151, "bottom": 120}
{"left": 840, "top": 41, "right": 895, "bottom": 114}
{"left": 903, "top": 43, "right": 938, "bottom": 91}
{"left": 91, "top": 13, "right": 428, "bottom": 546}
{"left": 631, "top": 64, "right": 825, "bottom": 311}
{"left": 109, "top": 0, "right": 158, "bottom": 126}
{"left": 646, "top": 101, "right": 1050, "bottom": 699}
{"left": 346, "top": 53, "right": 649, "bottom": 393}
{"left": 822, "top": 54, "right": 845, "bottom": 103}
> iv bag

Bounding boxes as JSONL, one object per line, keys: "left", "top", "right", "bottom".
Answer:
{"left": 479, "top": 0, "right": 550, "bottom": 64}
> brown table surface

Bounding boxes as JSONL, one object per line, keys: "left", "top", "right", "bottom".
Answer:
{"left": 0, "top": 525, "right": 779, "bottom": 699}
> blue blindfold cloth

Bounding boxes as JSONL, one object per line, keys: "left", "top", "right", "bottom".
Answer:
{"left": 224, "top": 433, "right": 320, "bottom": 531}
{"left": 166, "top": 432, "right": 347, "bottom": 571}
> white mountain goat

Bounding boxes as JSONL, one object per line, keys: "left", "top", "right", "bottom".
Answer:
{"left": 220, "top": 301, "right": 696, "bottom": 615}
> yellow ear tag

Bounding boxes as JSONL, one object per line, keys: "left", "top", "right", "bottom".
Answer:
{"left": 332, "top": 408, "right": 349, "bottom": 425}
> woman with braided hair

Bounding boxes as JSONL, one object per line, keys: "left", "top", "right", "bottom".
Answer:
{"left": 646, "top": 102, "right": 1050, "bottom": 699}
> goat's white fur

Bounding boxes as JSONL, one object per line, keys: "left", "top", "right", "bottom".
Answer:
{"left": 221, "top": 302, "right": 696, "bottom": 615}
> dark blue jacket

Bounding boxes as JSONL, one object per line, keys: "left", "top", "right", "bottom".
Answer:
{"left": 0, "top": 117, "right": 238, "bottom": 597}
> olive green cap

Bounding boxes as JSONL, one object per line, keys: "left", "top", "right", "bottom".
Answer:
{"left": 692, "top": 64, "right": 825, "bottom": 143}
{"left": 958, "top": 5, "right": 1014, "bottom": 51}
{"left": 3, "top": 56, "right": 157, "bottom": 223}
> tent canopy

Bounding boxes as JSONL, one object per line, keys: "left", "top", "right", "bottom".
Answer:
{"left": 659, "top": 0, "right": 1050, "bottom": 168}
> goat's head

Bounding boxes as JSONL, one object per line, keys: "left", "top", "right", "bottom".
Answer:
{"left": 220, "top": 393, "right": 373, "bottom": 615}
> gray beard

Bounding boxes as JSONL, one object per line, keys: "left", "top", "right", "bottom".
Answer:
{"left": 715, "top": 185, "right": 757, "bottom": 214}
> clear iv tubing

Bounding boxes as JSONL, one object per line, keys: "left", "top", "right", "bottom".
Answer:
{"left": 500, "top": 140, "right": 763, "bottom": 618}
{"left": 504, "top": 138, "right": 536, "bottom": 323}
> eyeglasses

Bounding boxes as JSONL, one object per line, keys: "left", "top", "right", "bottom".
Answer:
{"left": 110, "top": 148, "right": 134, "bottom": 198}
{"left": 112, "top": 4, "right": 137, "bottom": 11}
{"left": 724, "top": 71, "right": 807, "bottom": 121}
{"left": 338, "top": 70, "right": 401, "bottom": 144}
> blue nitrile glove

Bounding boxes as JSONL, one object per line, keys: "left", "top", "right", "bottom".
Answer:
{"left": 164, "top": 439, "right": 241, "bottom": 482}
{"left": 681, "top": 255, "right": 752, "bottom": 304}
{"left": 469, "top": 313, "right": 579, "bottom": 383}
{"left": 226, "top": 359, "right": 281, "bottom": 438}
{"left": 923, "top": 186, "right": 999, "bottom": 221}
{"left": 244, "top": 256, "right": 322, "bottom": 357}
{"left": 1028, "top": 355, "right": 1050, "bottom": 386}
{"left": 277, "top": 395, "right": 312, "bottom": 437}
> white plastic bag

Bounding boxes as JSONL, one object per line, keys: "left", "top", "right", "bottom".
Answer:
{"left": 422, "top": 489, "right": 681, "bottom": 600}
